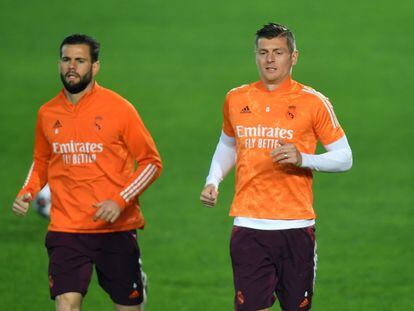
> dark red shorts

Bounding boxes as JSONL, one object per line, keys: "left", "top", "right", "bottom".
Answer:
{"left": 45, "top": 230, "right": 144, "bottom": 306}
{"left": 230, "top": 226, "right": 316, "bottom": 311}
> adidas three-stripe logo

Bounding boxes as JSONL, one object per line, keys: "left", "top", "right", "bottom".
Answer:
{"left": 240, "top": 106, "right": 251, "bottom": 113}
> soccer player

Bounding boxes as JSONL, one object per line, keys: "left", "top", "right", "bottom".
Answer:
{"left": 12, "top": 34, "right": 162, "bottom": 311}
{"left": 200, "top": 23, "right": 352, "bottom": 311}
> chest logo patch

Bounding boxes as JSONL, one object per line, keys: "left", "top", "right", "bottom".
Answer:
{"left": 286, "top": 105, "right": 296, "bottom": 119}
{"left": 240, "top": 106, "right": 251, "bottom": 113}
{"left": 94, "top": 116, "right": 103, "bottom": 131}
{"left": 53, "top": 120, "right": 62, "bottom": 135}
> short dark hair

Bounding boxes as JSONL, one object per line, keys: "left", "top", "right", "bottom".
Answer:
{"left": 255, "top": 23, "right": 296, "bottom": 53}
{"left": 60, "top": 34, "right": 100, "bottom": 62}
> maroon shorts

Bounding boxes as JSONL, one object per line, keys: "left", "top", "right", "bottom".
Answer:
{"left": 230, "top": 226, "right": 316, "bottom": 311}
{"left": 45, "top": 230, "right": 144, "bottom": 306}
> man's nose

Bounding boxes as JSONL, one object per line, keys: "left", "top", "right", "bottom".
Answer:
{"left": 68, "top": 60, "right": 76, "bottom": 69}
{"left": 266, "top": 53, "right": 275, "bottom": 62}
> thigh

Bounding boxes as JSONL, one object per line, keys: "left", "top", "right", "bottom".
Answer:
{"left": 45, "top": 231, "right": 93, "bottom": 300}
{"left": 230, "top": 226, "right": 278, "bottom": 311}
{"left": 95, "top": 230, "right": 144, "bottom": 306}
{"left": 276, "top": 227, "right": 317, "bottom": 311}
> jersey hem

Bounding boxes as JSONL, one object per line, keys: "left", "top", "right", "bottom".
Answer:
{"left": 229, "top": 212, "right": 317, "bottom": 220}
{"left": 47, "top": 222, "right": 144, "bottom": 233}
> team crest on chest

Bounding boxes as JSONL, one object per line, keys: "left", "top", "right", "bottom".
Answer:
{"left": 94, "top": 116, "right": 103, "bottom": 131}
{"left": 286, "top": 105, "right": 296, "bottom": 119}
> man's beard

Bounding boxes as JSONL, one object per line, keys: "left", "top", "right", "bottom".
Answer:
{"left": 60, "top": 70, "right": 93, "bottom": 94}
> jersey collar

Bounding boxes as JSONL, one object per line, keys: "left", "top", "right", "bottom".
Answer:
{"left": 59, "top": 81, "right": 100, "bottom": 111}
{"left": 255, "top": 76, "right": 294, "bottom": 93}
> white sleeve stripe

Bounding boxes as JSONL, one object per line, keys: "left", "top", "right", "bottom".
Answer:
{"left": 303, "top": 87, "right": 338, "bottom": 128}
{"left": 122, "top": 166, "right": 156, "bottom": 202}
{"left": 121, "top": 165, "right": 157, "bottom": 200}
{"left": 313, "top": 241, "right": 318, "bottom": 288}
{"left": 322, "top": 97, "right": 340, "bottom": 128}
{"left": 23, "top": 162, "right": 34, "bottom": 187}
{"left": 120, "top": 164, "right": 154, "bottom": 197}
{"left": 303, "top": 88, "right": 340, "bottom": 128}
{"left": 123, "top": 166, "right": 157, "bottom": 202}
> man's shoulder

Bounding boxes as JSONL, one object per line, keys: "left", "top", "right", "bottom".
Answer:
{"left": 97, "top": 85, "right": 129, "bottom": 103}
{"left": 296, "top": 83, "right": 331, "bottom": 104}
{"left": 225, "top": 82, "right": 257, "bottom": 99}
{"left": 96, "top": 85, "right": 138, "bottom": 112}
{"left": 38, "top": 92, "right": 64, "bottom": 114}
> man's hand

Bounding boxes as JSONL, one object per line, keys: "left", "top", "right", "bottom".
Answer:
{"left": 93, "top": 200, "right": 121, "bottom": 223}
{"left": 200, "top": 184, "right": 219, "bottom": 208}
{"left": 12, "top": 193, "right": 32, "bottom": 216}
{"left": 270, "top": 140, "right": 302, "bottom": 166}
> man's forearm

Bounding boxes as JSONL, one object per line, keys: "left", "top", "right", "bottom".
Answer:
{"left": 300, "top": 135, "right": 352, "bottom": 172}
{"left": 205, "top": 131, "right": 236, "bottom": 188}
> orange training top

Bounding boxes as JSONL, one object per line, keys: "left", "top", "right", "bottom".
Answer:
{"left": 222, "top": 77, "right": 344, "bottom": 220}
{"left": 19, "top": 83, "right": 162, "bottom": 233}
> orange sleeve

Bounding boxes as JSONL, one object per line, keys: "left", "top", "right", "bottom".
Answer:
{"left": 313, "top": 96, "right": 345, "bottom": 146}
{"left": 18, "top": 109, "right": 50, "bottom": 198}
{"left": 110, "top": 102, "right": 162, "bottom": 209}
{"left": 222, "top": 95, "right": 235, "bottom": 137}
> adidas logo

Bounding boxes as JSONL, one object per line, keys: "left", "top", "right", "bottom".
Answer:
{"left": 240, "top": 106, "right": 251, "bottom": 113}
{"left": 129, "top": 289, "right": 140, "bottom": 299}
{"left": 53, "top": 120, "right": 62, "bottom": 128}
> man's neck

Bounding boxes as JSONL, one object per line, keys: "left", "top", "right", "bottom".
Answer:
{"left": 64, "top": 81, "right": 94, "bottom": 105}
{"left": 262, "top": 75, "right": 291, "bottom": 91}
{"left": 264, "top": 83, "right": 279, "bottom": 91}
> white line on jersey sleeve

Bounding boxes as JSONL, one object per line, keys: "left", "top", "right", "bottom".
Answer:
{"left": 303, "top": 87, "right": 340, "bottom": 128}
{"left": 123, "top": 166, "right": 157, "bottom": 202}
{"left": 121, "top": 164, "right": 157, "bottom": 202}
{"left": 121, "top": 164, "right": 153, "bottom": 197}
{"left": 23, "top": 162, "right": 35, "bottom": 188}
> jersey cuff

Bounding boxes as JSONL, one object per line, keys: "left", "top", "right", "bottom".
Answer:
{"left": 17, "top": 189, "right": 33, "bottom": 201}
{"left": 205, "top": 177, "right": 219, "bottom": 190}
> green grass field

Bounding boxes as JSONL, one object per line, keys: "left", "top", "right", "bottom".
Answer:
{"left": 1, "top": 0, "right": 413, "bottom": 310}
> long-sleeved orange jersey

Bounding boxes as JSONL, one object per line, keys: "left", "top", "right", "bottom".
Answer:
{"left": 19, "top": 83, "right": 162, "bottom": 233}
